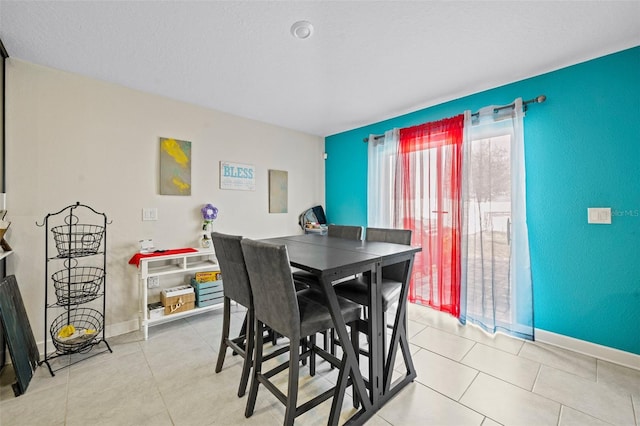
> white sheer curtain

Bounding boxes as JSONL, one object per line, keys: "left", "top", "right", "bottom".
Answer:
{"left": 367, "top": 129, "right": 398, "bottom": 228}
{"left": 460, "top": 98, "right": 534, "bottom": 339}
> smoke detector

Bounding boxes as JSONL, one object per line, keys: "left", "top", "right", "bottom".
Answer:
{"left": 291, "top": 21, "right": 314, "bottom": 39}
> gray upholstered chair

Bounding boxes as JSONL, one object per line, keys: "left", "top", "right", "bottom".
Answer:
{"left": 332, "top": 227, "right": 413, "bottom": 361}
{"left": 292, "top": 224, "right": 363, "bottom": 288}
{"left": 334, "top": 227, "right": 412, "bottom": 309}
{"left": 241, "top": 239, "right": 362, "bottom": 425}
{"left": 327, "top": 224, "right": 363, "bottom": 239}
{"left": 212, "top": 232, "right": 288, "bottom": 397}
{"left": 292, "top": 224, "right": 363, "bottom": 353}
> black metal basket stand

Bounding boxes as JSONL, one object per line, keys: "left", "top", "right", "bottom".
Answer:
{"left": 37, "top": 202, "right": 112, "bottom": 376}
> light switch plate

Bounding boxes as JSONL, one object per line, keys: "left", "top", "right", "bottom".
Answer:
{"left": 588, "top": 208, "right": 611, "bottom": 224}
{"left": 142, "top": 208, "right": 158, "bottom": 221}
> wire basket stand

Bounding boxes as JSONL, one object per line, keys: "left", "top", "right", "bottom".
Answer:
{"left": 36, "top": 202, "right": 112, "bottom": 376}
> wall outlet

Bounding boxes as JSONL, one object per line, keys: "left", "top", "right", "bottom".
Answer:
{"left": 147, "top": 276, "right": 160, "bottom": 288}
{"left": 587, "top": 207, "right": 611, "bottom": 224}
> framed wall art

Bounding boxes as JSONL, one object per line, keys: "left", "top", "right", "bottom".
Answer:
{"left": 159, "top": 137, "right": 191, "bottom": 195}
{"left": 220, "top": 161, "right": 255, "bottom": 191}
{"left": 268, "top": 169, "right": 288, "bottom": 213}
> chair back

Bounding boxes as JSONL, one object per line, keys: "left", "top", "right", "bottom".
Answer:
{"left": 328, "top": 224, "right": 363, "bottom": 240}
{"left": 366, "top": 228, "right": 412, "bottom": 282}
{"left": 365, "top": 227, "right": 412, "bottom": 245}
{"left": 211, "top": 232, "right": 252, "bottom": 308}
{"left": 241, "top": 239, "right": 300, "bottom": 340}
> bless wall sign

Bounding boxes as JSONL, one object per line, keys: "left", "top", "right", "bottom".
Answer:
{"left": 219, "top": 161, "right": 256, "bottom": 191}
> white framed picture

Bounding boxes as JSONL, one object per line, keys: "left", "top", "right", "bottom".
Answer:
{"left": 219, "top": 161, "right": 255, "bottom": 191}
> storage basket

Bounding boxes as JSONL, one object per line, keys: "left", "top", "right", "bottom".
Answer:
{"left": 50, "top": 307, "right": 103, "bottom": 353}
{"left": 51, "top": 224, "right": 105, "bottom": 257}
{"left": 51, "top": 266, "right": 104, "bottom": 305}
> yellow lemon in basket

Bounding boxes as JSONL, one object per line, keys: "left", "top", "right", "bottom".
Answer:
{"left": 58, "top": 324, "right": 76, "bottom": 338}
{"left": 84, "top": 329, "right": 96, "bottom": 335}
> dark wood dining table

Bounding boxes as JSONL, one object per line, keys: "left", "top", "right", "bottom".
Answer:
{"left": 261, "top": 233, "right": 421, "bottom": 425}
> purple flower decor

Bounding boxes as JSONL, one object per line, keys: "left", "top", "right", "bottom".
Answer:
{"left": 201, "top": 204, "right": 218, "bottom": 221}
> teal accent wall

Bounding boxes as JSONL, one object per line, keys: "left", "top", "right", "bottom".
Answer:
{"left": 325, "top": 47, "right": 640, "bottom": 355}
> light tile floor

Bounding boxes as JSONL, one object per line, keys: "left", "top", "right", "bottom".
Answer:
{"left": 1, "top": 303, "right": 638, "bottom": 425}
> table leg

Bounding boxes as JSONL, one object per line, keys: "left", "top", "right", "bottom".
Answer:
{"left": 382, "top": 256, "right": 417, "bottom": 399}
{"left": 141, "top": 276, "right": 149, "bottom": 340}
{"left": 367, "top": 262, "right": 384, "bottom": 407}
{"left": 321, "top": 275, "right": 372, "bottom": 425}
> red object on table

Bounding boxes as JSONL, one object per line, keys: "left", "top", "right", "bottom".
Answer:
{"left": 128, "top": 248, "right": 198, "bottom": 267}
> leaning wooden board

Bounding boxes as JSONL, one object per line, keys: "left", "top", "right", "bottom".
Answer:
{"left": 0, "top": 275, "right": 39, "bottom": 396}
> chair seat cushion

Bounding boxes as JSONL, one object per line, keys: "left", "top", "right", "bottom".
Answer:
{"left": 292, "top": 270, "right": 356, "bottom": 289}
{"left": 296, "top": 289, "right": 362, "bottom": 338}
{"left": 293, "top": 280, "right": 310, "bottom": 291}
{"left": 290, "top": 268, "right": 311, "bottom": 291}
{"left": 292, "top": 270, "right": 320, "bottom": 287}
{"left": 333, "top": 276, "right": 402, "bottom": 311}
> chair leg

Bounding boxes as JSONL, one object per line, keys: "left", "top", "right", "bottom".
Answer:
{"left": 245, "top": 320, "right": 263, "bottom": 418}
{"left": 234, "top": 312, "right": 248, "bottom": 356}
{"left": 299, "top": 337, "right": 307, "bottom": 367}
{"left": 284, "top": 338, "right": 300, "bottom": 426}
{"left": 237, "top": 307, "right": 254, "bottom": 397}
{"left": 329, "top": 329, "right": 336, "bottom": 370}
{"left": 382, "top": 311, "right": 388, "bottom": 367}
{"left": 309, "top": 334, "right": 316, "bottom": 376}
{"left": 350, "top": 322, "right": 360, "bottom": 409}
{"left": 215, "top": 297, "right": 231, "bottom": 373}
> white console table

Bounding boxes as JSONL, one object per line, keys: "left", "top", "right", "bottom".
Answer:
{"left": 136, "top": 249, "right": 221, "bottom": 339}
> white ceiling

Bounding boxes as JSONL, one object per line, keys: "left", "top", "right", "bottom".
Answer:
{"left": 1, "top": 1, "right": 639, "bottom": 137}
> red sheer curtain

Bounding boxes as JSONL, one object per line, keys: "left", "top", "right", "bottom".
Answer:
{"left": 397, "top": 115, "right": 464, "bottom": 317}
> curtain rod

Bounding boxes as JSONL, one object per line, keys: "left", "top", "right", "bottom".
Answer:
{"left": 362, "top": 95, "right": 546, "bottom": 143}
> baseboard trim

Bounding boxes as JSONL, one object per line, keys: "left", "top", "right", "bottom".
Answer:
{"left": 105, "top": 319, "right": 140, "bottom": 338}
{"left": 535, "top": 328, "right": 640, "bottom": 371}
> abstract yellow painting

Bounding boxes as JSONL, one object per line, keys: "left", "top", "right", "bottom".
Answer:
{"left": 159, "top": 137, "right": 191, "bottom": 195}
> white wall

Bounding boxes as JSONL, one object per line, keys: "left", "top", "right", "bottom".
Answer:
{"left": 5, "top": 59, "right": 325, "bottom": 342}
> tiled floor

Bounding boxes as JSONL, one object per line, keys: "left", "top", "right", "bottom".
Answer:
{"left": 1, "top": 303, "right": 638, "bottom": 425}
